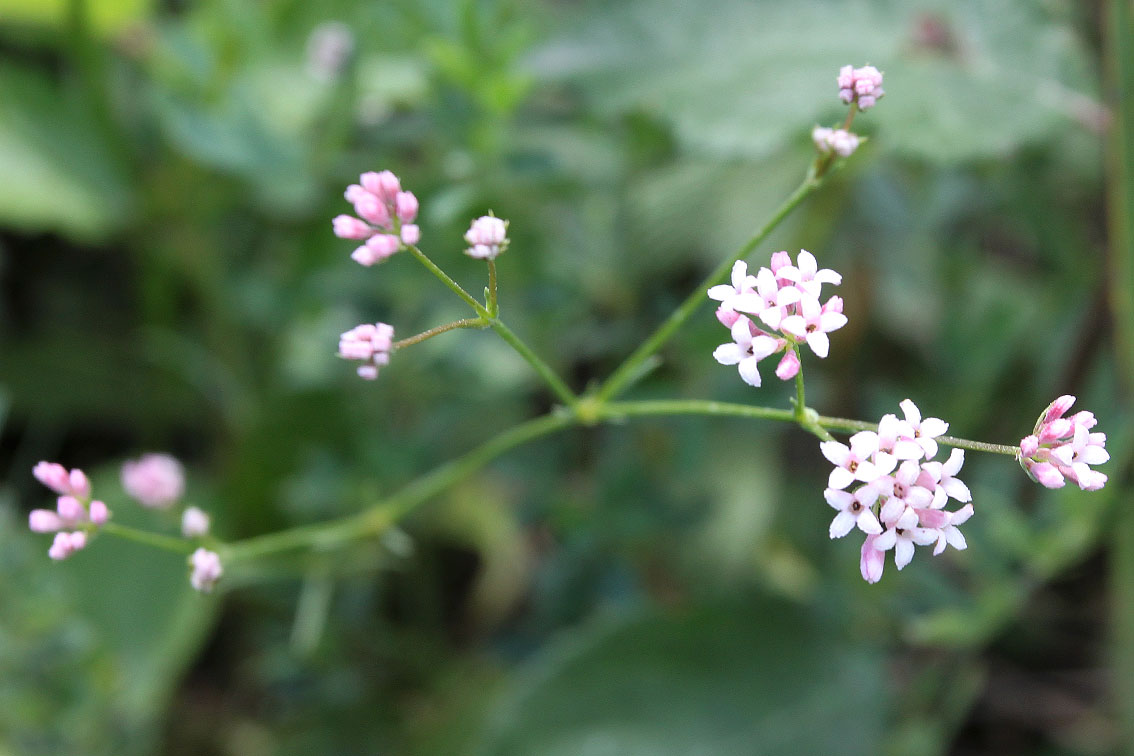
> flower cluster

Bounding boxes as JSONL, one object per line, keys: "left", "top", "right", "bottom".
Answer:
{"left": 812, "top": 127, "right": 860, "bottom": 158}
{"left": 821, "top": 400, "right": 974, "bottom": 584}
{"left": 30, "top": 461, "right": 109, "bottom": 560}
{"left": 332, "top": 170, "right": 420, "bottom": 266}
{"left": 464, "top": 215, "right": 509, "bottom": 260}
{"left": 710, "top": 250, "right": 846, "bottom": 387}
{"left": 1018, "top": 395, "right": 1108, "bottom": 491}
{"left": 837, "top": 64, "right": 885, "bottom": 110}
{"left": 122, "top": 453, "right": 185, "bottom": 509}
{"left": 190, "top": 547, "right": 223, "bottom": 593}
{"left": 338, "top": 322, "right": 395, "bottom": 380}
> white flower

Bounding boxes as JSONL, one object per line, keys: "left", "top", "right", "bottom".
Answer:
{"left": 712, "top": 316, "right": 779, "bottom": 387}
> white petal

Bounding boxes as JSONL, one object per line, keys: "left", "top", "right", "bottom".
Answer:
{"left": 918, "top": 438, "right": 939, "bottom": 460}
{"left": 814, "top": 269, "right": 842, "bottom": 285}
{"left": 911, "top": 527, "right": 940, "bottom": 546}
{"left": 818, "top": 312, "right": 848, "bottom": 333}
{"left": 896, "top": 507, "right": 919, "bottom": 530}
{"left": 1081, "top": 445, "right": 1109, "bottom": 465}
{"left": 829, "top": 467, "right": 855, "bottom": 490}
{"left": 849, "top": 431, "right": 879, "bottom": 458}
{"left": 796, "top": 249, "right": 817, "bottom": 277}
{"left": 713, "top": 343, "right": 742, "bottom": 365}
{"left": 943, "top": 448, "right": 965, "bottom": 476}
{"left": 757, "top": 306, "right": 782, "bottom": 330}
{"left": 899, "top": 399, "right": 922, "bottom": 425}
{"left": 749, "top": 335, "right": 780, "bottom": 361}
{"left": 779, "top": 315, "right": 807, "bottom": 339}
{"left": 920, "top": 418, "right": 948, "bottom": 437}
{"left": 730, "top": 317, "right": 754, "bottom": 345}
{"left": 707, "top": 284, "right": 734, "bottom": 302}
{"left": 942, "top": 478, "right": 972, "bottom": 503}
{"left": 820, "top": 441, "right": 851, "bottom": 467}
{"left": 824, "top": 488, "right": 854, "bottom": 510}
{"left": 894, "top": 539, "right": 914, "bottom": 569}
{"left": 879, "top": 496, "right": 904, "bottom": 525}
{"left": 830, "top": 511, "right": 856, "bottom": 538}
{"left": 891, "top": 439, "right": 924, "bottom": 460}
{"left": 875, "top": 529, "right": 897, "bottom": 550}
{"left": 730, "top": 260, "right": 748, "bottom": 288}
{"left": 738, "top": 357, "right": 762, "bottom": 387}
{"left": 775, "top": 286, "right": 801, "bottom": 306}
{"left": 856, "top": 509, "right": 883, "bottom": 535}
{"left": 806, "top": 331, "right": 830, "bottom": 359}
{"left": 945, "top": 527, "right": 967, "bottom": 551}
{"left": 731, "top": 293, "right": 765, "bottom": 314}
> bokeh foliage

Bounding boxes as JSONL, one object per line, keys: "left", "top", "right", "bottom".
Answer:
{"left": 0, "top": 0, "right": 1129, "bottom": 754}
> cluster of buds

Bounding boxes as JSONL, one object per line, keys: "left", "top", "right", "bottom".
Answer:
{"left": 332, "top": 170, "right": 421, "bottom": 266}
{"left": 1018, "top": 395, "right": 1108, "bottom": 491}
{"left": 30, "top": 462, "right": 109, "bottom": 560}
{"left": 189, "top": 547, "right": 223, "bottom": 593}
{"left": 822, "top": 400, "right": 974, "bottom": 584}
{"left": 812, "top": 127, "right": 860, "bottom": 158}
{"left": 464, "top": 215, "right": 509, "bottom": 260}
{"left": 837, "top": 64, "right": 885, "bottom": 110}
{"left": 710, "top": 250, "right": 846, "bottom": 387}
{"left": 338, "top": 322, "right": 395, "bottom": 380}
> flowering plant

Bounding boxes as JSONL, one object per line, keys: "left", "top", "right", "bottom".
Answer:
{"left": 25, "top": 65, "right": 1108, "bottom": 593}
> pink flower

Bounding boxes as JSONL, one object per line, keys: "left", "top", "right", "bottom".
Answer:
{"left": 825, "top": 486, "right": 882, "bottom": 538}
{"left": 779, "top": 295, "right": 847, "bottom": 359}
{"left": 874, "top": 524, "right": 937, "bottom": 569}
{"left": 189, "top": 548, "right": 223, "bottom": 592}
{"left": 122, "top": 453, "right": 185, "bottom": 509}
{"left": 1019, "top": 395, "right": 1108, "bottom": 491}
{"left": 898, "top": 398, "right": 949, "bottom": 460}
{"left": 707, "top": 260, "right": 758, "bottom": 314}
{"left": 820, "top": 432, "right": 892, "bottom": 490}
{"left": 334, "top": 170, "right": 419, "bottom": 264}
{"left": 89, "top": 500, "right": 109, "bottom": 526}
{"left": 338, "top": 322, "right": 394, "bottom": 380}
{"left": 712, "top": 316, "right": 780, "bottom": 387}
{"left": 29, "top": 509, "right": 62, "bottom": 533}
{"left": 48, "top": 531, "right": 87, "bottom": 561}
{"left": 774, "top": 350, "right": 800, "bottom": 380}
{"left": 464, "top": 215, "right": 509, "bottom": 260}
{"left": 736, "top": 267, "right": 801, "bottom": 331}
{"left": 837, "top": 64, "right": 885, "bottom": 110}
{"left": 812, "top": 126, "right": 861, "bottom": 157}
{"left": 182, "top": 506, "right": 211, "bottom": 537}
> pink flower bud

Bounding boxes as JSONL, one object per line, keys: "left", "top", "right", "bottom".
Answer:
{"left": 822, "top": 295, "right": 844, "bottom": 315}
{"left": 344, "top": 184, "right": 366, "bottom": 203}
{"left": 48, "top": 531, "right": 87, "bottom": 561}
{"left": 33, "top": 461, "right": 71, "bottom": 494}
{"left": 68, "top": 470, "right": 91, "bottom": 500}
{"left": 1029, "top": 461, "right": 1066, "bottom": 489}
{"left": 29, "top": 509, "right": 62, "bottom": 533}
{"left": 357, "top": 365, "right": 379, "bottom": 380}
{"left": 89, "top": 500, "right": 109, "bottom": 526}
{"left": 181, "top": 506, "right": 210, "bottom": 537}
{"left": 354, "top": 192, "right": 391, "bottom": 227}
{"left": 464, "top": 215, "right": 509, "bottom": 260}
{"left": 1044, "top": 395, "right": 1076, "bottom": 422}
{"left": 365, "top": 233, "right": 400, "bottom": 259}
{"left": 361, "top": 170, "right": 401, "bottom": 202}
{"left": 860, "top": 534, "right": 885, "bottom": 584}
{"left": 121, "top": 453, "right": 185, "bottom": 509}
{"left": 1019, "top": 435, "right": 1039, "bottom": 457}
{"left": 769, "top": 251, "right": 793, "bottom": 273}
{"left": 395, "top": 191, "right": 418, "bottom": 223}
{"left": 351, "top": 246, "right": 380, "bottom": 266}
{"left": 56, "top": 496, "right": 86, "bottom": 525}
{"left": 716, "top": 307, "right": 741, "bottom": 328}
{"left": 775, "top": 349, "right": 800, "bottom": 380}
{"left": 332, "top": 214, "right": 373, "bottom": 239}
{"left": 1038, "top": 418, "right": 1072, "bottom": 443}
{"left": 400, "top": 224, "right": 420, "bottom": 246}
{"left": 189, "top": 548, "right": 223, "bottom": 592}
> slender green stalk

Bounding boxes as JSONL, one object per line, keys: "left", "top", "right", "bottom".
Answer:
{"left": 595, "top": 174, "right": 821, "bottom": 402}
{"left": 407, "top": 245, "right": 576, "bottom": 406}
{"left": 394, "top": 318, "right": 485, "bottom": 349}
{"left": 101, "top": 522, "right": 195, "bottom": 554}
{"left": 225, "top": 412, "right": 573, "bottom": 563}
{"left": 407, "top": 245, "right": 488, "bottom": 316}
{"left": 792, "top": 347, "right": 807, "bottom": 421}
{"left": 485, "top": 318, "right": 577, "bottom": 407}
{"left": 487, "top": 259, "right": 499, "bottom": 316}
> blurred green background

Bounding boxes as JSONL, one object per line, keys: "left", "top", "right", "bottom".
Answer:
{"left": 1, "top": 0, "right": 1131, "bottom": 753}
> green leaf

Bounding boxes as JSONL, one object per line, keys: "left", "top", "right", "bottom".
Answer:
{"left": 0, "top": 65, "right": 131, "bottom": 239}
{"left": 530, "top": 0, "right": 1094, "bottom": 163}
{"left": 473, "top": 601, "right": 887, "bottom": 756}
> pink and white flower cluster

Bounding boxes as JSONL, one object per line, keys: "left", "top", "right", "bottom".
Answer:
{"left": 338, "top": 322, "right": 395, "bottom": 380}
{"left": 1018, "top": 395, "right": 1108, "bottom": 491}
{"left": 821, "top": 400, "right": 974, "bottom": 584}
{"left": 812, "top": 127, "right": 860, "bottom": 158}
{"left": 837, "top": 65, "right": 885, "bottom": 110}
{"left": 333, "top": 170, "right": 421, "bottom": 266}
{"left": 464, "top": 215, "right": 509, "bottom": 260}
{"left": 30, "top": 461, "right": 109, "bottom": 560}
{"left": 710, "top": 250, "right": 846, "bottom": 387}
{"left": 190, "top": 547, "right": 223, "bottom": 593}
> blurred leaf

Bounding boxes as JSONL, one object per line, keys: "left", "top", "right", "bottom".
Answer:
{"left": 0, "top": 65, "right": 131, "bottom": 239}
{"left": 530, "top": 0, "right": 1094, "bottom": 163}
{"left": 0, "top": 0, "right": 150, "bottom": 35}
{"left": 474, "top": 600, "right": 887, "bottom": 755}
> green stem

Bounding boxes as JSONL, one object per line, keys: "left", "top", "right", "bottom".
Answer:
{"left": 487, "top": 259, "right": 499, "bottom": 316}
{"left": 486, "top": 318, "right": 577, "bottom": 407}
{"left": 226, "top": 412, "right": 573, "bottom": 563}
{"left": 101, "top": 522, "right": 195, "bottom": 554}
{"left": 595, "top": 174, "right": 821, "bottom": 402}
{"left": 406, "top": 244, "right": 576, "bottom": 406}
{"left": 407, "top": 245, "right": 488, "bottom": 316}
{"left": 792, "top": 346, "right": 807, "bottom": 421}
{"left": 394, "top": 318, "right": 485, "bottom": 349}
